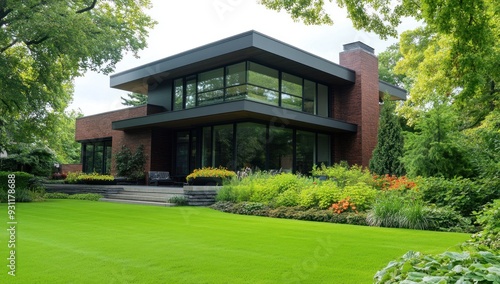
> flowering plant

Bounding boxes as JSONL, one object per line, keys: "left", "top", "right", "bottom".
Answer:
{"left": 329, "top": 197, "right": 358, "bottom": 214}
{"left": 372, "top": 174, "right": 417, "bottom": 191}
{"left": 186, "top": 167, "right": 237, "bottom": 182}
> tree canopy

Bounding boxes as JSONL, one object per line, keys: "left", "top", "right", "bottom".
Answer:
{"left": 0, "top": 0, "right": 156, "bottom": 154}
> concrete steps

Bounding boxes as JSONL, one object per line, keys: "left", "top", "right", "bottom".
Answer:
{"left": 100, "top": 185, "right": 185, "bottom": 206}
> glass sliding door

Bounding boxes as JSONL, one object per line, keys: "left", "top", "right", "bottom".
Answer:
{"left": 175, "top": 132, "right": 190, "bottom": 176}
{"left": 317, "top": 134, "right": 331, "bottom": 166}
{"left": 268, "top": 126, "right": 293, "bottom": 172}
{"left": 296, "top": 131, "right": 315, "bottom": 175}
{"left": 213, "top": 125, "right": 234, "bottom": 169}
{"left": 236, "top": 123, "right": 266, "bottom": 170}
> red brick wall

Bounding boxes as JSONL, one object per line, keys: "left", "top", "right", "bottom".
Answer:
{"left": 335, "top": 48, "right": 379, "bottom": 167}
{"left": 75, "top": 106, "right": 152, "bottom": 175}
{"left": 61, "top": 164, "right": 82, "bottom": 173}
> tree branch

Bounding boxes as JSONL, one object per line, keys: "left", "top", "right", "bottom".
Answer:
{"left": 76, "top": 0, "right": 97, "bottom": 14}
{"left": 24, "top": 35, "right": 49, "bottom": 46}
{"left": 0, "top": 39, "right": 17, "bottom": 53}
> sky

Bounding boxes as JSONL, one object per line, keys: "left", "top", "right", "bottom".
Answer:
{"left": 70, "top": 0, "right": 418, "bottom": 116}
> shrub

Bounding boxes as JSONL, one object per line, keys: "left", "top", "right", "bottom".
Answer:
{"left": 329, "top": 197, "right": 358, "bottom": 214}
{"left": 168, "top": 196, "right": 188, "bottom": 206}
{"left": 341, "top": 182, "right": 377, "bottom": 211}
{"left": 115, "top": 145, "right": 146, "bottom": 180}
{"left": 418, "top": 176, "right": 499, "bottom": 217}
{"left": 275, "top": 189, "right": 300, "bottom": 207}
{"left": 45, "top": 192, "right": 70, "bottom": 199}
{"left": 65, "top": 171, "right": 82, "bottom": 184}
{"left": 468, "top": 199, "right": 500, "bottom": 252}
{"left": 68, "top": 193, "right": 102, "bottom": 201}
{"left": 0, "top": 171, "right": 37, "bottom": 202}
{"left": 186, "top": 167, "right": 236, "bottom": 183}
{"left": 231, "top": 202, "right": 268, "bottom": 215}
{"left": 52, "top": 172, "right": 67, "bottom": 180}
{"left": 374, "top": 250, "right": 500, "bottom": 283}
{"left": 311, "top": 163, "right": 372, "bottom": 188}
{"left": 424, "top": 205, "right": 474, "bottom": 233}
{"left": 316, "top": 181, "right": 342, "bottom": 209}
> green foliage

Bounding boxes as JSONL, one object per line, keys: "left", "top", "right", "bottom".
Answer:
{"left": 367, "top": 191, "right": 429, "bottom": 230}
{"left": 402, "top": 101, "right": 475, "bottom": 178}
{"left": 424, "top": 205, "right": 474, "bottom": 233}
{"left": 275, "top": 189, "right": 300, "bottom": 207}
{"left": 374, "top": 250, "right": 500, "bottom": 284}
{"left": 0, "top": 171, "right": 44, "bottom": 202}
{"left": 342, "top": 183, "right": 377, "bottom": 212}
{"left": 68, "top": 193, "right": 102, "bottom": 201}
{"left": 45, "top": 192, "right": 70, "bottom": 199}
{"left": 418, "top": 176, "right": 500, "bottom": 217}
{"left": 0, "top": 1, "right": 156, "bottom": 151}
{"left": 468, "top": 199, "right": 500, "bottom": 253}
{"left": 168, "top": 196, "right": 189, "bottom": 206}
{"left": 121, "top": 92, "right": 148, "bottom": 106}
{"left": 369, "top": 95, "right": 405, "bottom": 176}
{"left": 64, "top": 172, "right": 115, "bottom": 184}
{"left": 115, "top": 145, "right": 146, "bottom": 180}
{"left": 311, "top": 163, "right": 372, "bottom": 188}
{"left": 0, "top": 143, "right": 57, "bottom": 176}
{"left": 186, "top": 167, "right": 237, "bottom": 182}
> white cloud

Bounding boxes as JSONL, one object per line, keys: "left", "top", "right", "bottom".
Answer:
{"left": 70, "top": 0, "right": 418, "bottom": 116}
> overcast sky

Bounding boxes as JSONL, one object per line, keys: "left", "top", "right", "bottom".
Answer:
{"left": 70, "top": 0, "right": 418, "bottom": 116}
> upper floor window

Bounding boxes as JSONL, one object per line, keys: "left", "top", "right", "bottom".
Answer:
{"left": 172, "top": 61, "right": 329, "bottom": 117}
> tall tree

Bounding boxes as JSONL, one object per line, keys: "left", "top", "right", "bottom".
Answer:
{"left": 121, "top": 92, "right": 148, "bottom": 107}
{"left": 260, "top": 0, "right": 499, "bottom": 126}
{"left": 369, "top": 95, "right": 405, "bottom": 176}
{"left": 402, "top": 99, "right": 474, "bottom": 178}
{"left": 0, "top": 0, "right": 156, "bottom": 150}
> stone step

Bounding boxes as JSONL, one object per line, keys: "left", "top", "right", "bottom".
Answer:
{"left": 104, "top": 193, "right": 171, "bottom": 203}
{"left": 121, "top": 187, "right": 184, "bottom": 194}
{"left": 99, "top": 198, "right": 174, "bottom": 207}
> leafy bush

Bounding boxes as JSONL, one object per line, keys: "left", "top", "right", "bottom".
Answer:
{"left": 424, "top": 205, "right": 474, "bottom": 233}
{"left": 419, "top": 176, "right": 499, "bottom": 217}
{"left": 65, "top": 172, "right": 115, "bottom": 184}
{"left": 468, "top": 199, "right": 500, "bottom": 252}
{"left": 275, "top": 189, "right": 300, "bottom": 207}
{"left": 65, "top": 171, "right": 82, "bottom": 184}
{"left": 0, "top": 171, "right": 39, "bottom": 202}
{"left": 68, "top": 193, "right": 102, "bottom": 201}
{"left": 311, "top": 163, "right": 372, "bottom": 188}
{"left": 374, "top": 250, "right": 500, "bottom": 283}
{"left": 315, "top": 181, "right": 342, "bottom": 209}
{"left": 115, "top": 145, "right": 146, "bottom": 180}
{"left": 341, "top": 182, "right": 377, "bottom": 211}
{"left": 186, "top": 167, "right": 236, "bottom": 183}
{"left": 45, "top": 192, "right": 70, "bottom": 199}
{"left": 168, "top": 196, "right": 188, "bottom": 206}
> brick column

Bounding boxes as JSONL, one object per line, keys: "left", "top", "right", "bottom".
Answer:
{"left": 336, "top": 42, "right": 379, "bottom": 167}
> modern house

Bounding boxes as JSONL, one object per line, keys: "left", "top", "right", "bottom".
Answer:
{"left": 75, "top": 30, "right": 406, "bottom": 181}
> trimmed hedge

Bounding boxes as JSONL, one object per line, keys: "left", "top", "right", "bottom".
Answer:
{"left": 210, "top": 202, "right": 368, "bottom": 226}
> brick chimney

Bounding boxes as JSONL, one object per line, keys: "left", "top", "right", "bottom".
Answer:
{"left": 334, "top": 41, "right": 379, "bottom": 167}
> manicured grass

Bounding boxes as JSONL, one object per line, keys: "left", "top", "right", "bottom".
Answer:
{"left": 0, "top": 200, "right": 469, "bottom": 283}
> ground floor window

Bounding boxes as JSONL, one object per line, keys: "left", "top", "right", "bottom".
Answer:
{"left": 81, "top": 140, "right": 112, "bottom": 174}
{"left": 176, "top": 122, "right": 331, "bottom": 175}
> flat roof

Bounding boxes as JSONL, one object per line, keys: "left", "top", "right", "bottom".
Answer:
{"left": 110, "top": 30, "right": 356, "bottom": 94}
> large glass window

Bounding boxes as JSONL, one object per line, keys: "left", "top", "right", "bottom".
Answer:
{"left": 236, "top": 123, "right": 266, "bottom": 170}
{"left": 172, "top": 61, "right": 329, "bottom": 117}
{"left": 176, "top": 132, "right": 190, "bottom": 175}
{"left": 296, "top": 131, "right": 315, "bottom": 175}
{"left": 247, "top": 62, "right": 279, "bottom": 105}
{"left": 318, "top": 84, "right": 329, "bottom": 117}
{"left": 198, "top": 68, "right": 224, "bottom": 106}
{"left": 317, "top": 134, "right": 331, "bottom": 166}
{"left": 213, "top": 125, "right": 234, "bottom": 169}
{"left": 202, "top": 127, "right": 212, "bottom": 167}
{"left": 82, "top": 140, "right": 111, "bottom": 174}
{"left": 173, "top": 78, "right": 183, "bottom": 110}
{"left": 304, "top": 80, "right": 316, "bottom": 114}
{"left": 185, "top": 76, "right": 196, "bottom": 109}
{"left": 268, "top": 126, "right": 293, "bottom": 172}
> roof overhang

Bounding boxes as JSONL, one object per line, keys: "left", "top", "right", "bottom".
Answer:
{"left": 112, "top": 100, "right": 357, "bottom": 133}
{"left": 379, "top": 80, "right": 407, "bottom": 100}
{"left": 110, "top": 30, "right": 356, "bottom": 94}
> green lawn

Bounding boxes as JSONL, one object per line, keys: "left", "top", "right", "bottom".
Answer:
{"left": 0, "top": 200, "right": 469, "bottom": 284}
